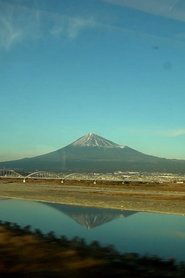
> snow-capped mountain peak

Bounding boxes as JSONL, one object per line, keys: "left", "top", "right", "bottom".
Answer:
{"left": 70, "top": 133, "right": 123, "bottom": 148}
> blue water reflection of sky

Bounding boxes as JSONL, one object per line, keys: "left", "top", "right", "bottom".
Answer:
{"left": 0, "top": 199, "right": 185, "bottom": 261}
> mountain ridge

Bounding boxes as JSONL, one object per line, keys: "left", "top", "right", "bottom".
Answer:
{"left": 0, "top": 133, "right": 185, "bottom": 173}
{"left": 69, "top": 133, "right": 123, "bottom": 148}
{"left": 45, "top": 203, "right": 137, "bottom": 229}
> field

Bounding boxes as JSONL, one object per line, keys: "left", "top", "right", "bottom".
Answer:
{"left": 0, "top": 178, "right": 185, "bottom": 214}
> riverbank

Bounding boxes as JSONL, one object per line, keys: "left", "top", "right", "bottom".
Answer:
{"left": 0, "top": 221, "right": 184, "bottom": 277}
{"left": 0, "top": 181, "right": 185, "bottom": 215}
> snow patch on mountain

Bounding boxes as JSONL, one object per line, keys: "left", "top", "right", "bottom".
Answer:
{"left": 70, "top": 133, "right": 124, "bottom": 148}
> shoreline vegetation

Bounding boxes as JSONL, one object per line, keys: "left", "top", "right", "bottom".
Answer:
{"left": 1, "top": 179, "right": 185, "bottom": 215}
{"left": 0, "top": 221, "right": 185, "bottom": 277}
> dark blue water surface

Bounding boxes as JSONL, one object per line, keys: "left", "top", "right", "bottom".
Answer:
{"left": 0, "top": 199, "right": 185, "bottom": 261}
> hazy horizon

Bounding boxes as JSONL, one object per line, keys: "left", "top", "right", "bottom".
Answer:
{"left": 0, "top": 132, "right": 184, "bottom": 162}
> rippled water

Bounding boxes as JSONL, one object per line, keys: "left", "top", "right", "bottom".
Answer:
{"left": 0, "top": 199, "right": 185, "bottom": 261}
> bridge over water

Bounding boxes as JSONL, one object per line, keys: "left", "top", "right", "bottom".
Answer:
{"left": 0, "top": 169, "right": 124, "bottom": 183}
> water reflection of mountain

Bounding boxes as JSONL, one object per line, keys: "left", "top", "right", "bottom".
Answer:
{"left": 45, "top": 203, "right": 137, "bottom": 229}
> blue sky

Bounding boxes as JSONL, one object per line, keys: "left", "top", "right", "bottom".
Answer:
{"left": 0, "top": 0, "right": 185, "bottom": 161}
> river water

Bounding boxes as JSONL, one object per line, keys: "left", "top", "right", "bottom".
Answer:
{"left": 0, "top": 199, "right": 185, "bottom": 261}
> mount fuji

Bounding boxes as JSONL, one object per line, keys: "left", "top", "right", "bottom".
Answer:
{"left": 45, "top": 203, "right": 137, "bottom": 229}
{"left": 0, "top": 133, "right": 185, "bottom": 173}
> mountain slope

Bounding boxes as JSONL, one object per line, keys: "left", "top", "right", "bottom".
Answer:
{"left": 44, "top": 203, "right": 137, "bottom": 229}
{"left": 0, "top": 133, "right": 185, "bottom": 173}
{"left": 70, "top": 133, "right": 122, "bottom": 148}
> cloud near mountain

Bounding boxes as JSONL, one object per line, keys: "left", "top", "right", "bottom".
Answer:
{"left": 103, "top": 0, "right": 185, "bottom": 22}
{"left": 0, "top": 1, "right": 97, "bottom": 50}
